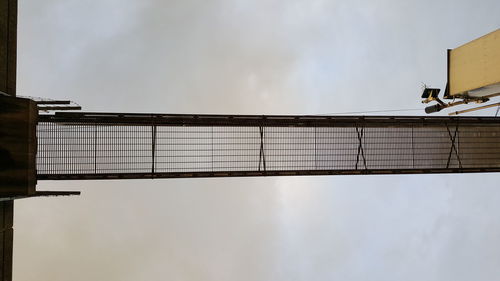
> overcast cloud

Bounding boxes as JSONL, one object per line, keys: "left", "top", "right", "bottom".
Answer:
{"left": 12, "top": 0, "right": 500, "bottom": 280}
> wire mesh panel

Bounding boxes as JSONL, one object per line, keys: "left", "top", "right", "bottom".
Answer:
{"left": 37, "top": 122, "right": 95, "bottom": 175}
{"left": 36, "top": 113, "right": 500, "bottom": 179}
{"left": 155, "top": 126, "right": 212, "bottom": 173}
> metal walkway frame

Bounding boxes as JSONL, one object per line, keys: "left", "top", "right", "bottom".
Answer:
{"left": 36, "top": 113, "right": 500, "bottom": 180}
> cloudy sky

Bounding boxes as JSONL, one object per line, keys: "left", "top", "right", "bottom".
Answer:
{"left": 12, "top": 0, "right": 500, "bottom": 280}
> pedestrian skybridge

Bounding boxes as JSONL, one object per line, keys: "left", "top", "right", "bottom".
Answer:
{"left": 36, "top": 113, "right": 500, "bottom": 180}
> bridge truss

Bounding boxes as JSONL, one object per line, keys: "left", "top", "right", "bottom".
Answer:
{"left": 37, "top": 113, "right": 500, "bottom": 180}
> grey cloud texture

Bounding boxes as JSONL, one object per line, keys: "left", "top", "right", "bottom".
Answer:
{"left": 20, "top": 0, "right": 312, "bottom": 113}
{"left": 13, "top": 0, "right": 500, "bottom": 280}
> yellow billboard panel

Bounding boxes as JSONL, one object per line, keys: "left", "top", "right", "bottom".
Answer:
{"left": 449, "top": 28, "right": 500, "bottom": 97}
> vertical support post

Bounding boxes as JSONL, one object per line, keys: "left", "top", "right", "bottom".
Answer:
{"left": 0, "top": 0, "right": 17, "bottom": 96}
{"left": 444, "top": 49, "right": 451, "bottom": 98}
{"left": 0, "top": 2, "right": 18, "bottom": 279}
{"left": 151, "top": 124, "right": 157, "bottom": 176}
{"left": 411, "top": 126, "right": 415, "bottom": 169}
{"left": 94, "top": 123, "right": 97, "bottom": 173}
{"left": 314, "top": 127, "right": 317, "bottom": 170}
{"left": 211, "top": 127, "right": 214, "bottom": 172}
{"left": 0, "top": 201, "right": 13, "bottom": 281}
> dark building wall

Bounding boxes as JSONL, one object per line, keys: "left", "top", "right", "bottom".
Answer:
{"left": 1, "top": 1, "right": 17, "bottom": 280}
{"left": 0, "top": 97, "right": 37, "bottom": 196}
{"left": 0, "top": 201, "right": 13, "bottom": 281}
{"left": 0, "top": 0, "right": 17, "bottom": 96}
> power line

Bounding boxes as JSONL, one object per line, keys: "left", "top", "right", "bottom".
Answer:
{"left": 314, "top": 108, "right": 422, "bottom": 116}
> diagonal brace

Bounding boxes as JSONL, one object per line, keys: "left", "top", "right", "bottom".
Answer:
{"left": 355, "top": 126, "right": 367, "bottom": 170}
{"left": 258, "top": 126, "right": 266, "bottom": 171}
{"left": 446, "top": 123, "right": 462, "bottom": 168}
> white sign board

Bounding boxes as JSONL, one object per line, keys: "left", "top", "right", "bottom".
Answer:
{"left": 449, "top": 29, "right": 500, "bottom": 97}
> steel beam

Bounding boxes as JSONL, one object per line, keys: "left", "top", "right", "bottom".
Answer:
{"left": 37, "top": 168, "right": 500, "bottom": 180}
{"left": 39, "top": 112, "right": 500, "bottom": 127}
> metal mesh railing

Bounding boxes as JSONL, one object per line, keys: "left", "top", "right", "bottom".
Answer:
{"left": 36, "top": 113, "right": 500, "bottom": 179}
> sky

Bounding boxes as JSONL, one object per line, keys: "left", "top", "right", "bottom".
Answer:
{"left": 12, "top": 0, "right": 500, "bottom": 280}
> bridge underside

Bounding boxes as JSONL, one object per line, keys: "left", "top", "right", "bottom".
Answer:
{"left": 37, "top": 113, "right": 500, "bottom": 180}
